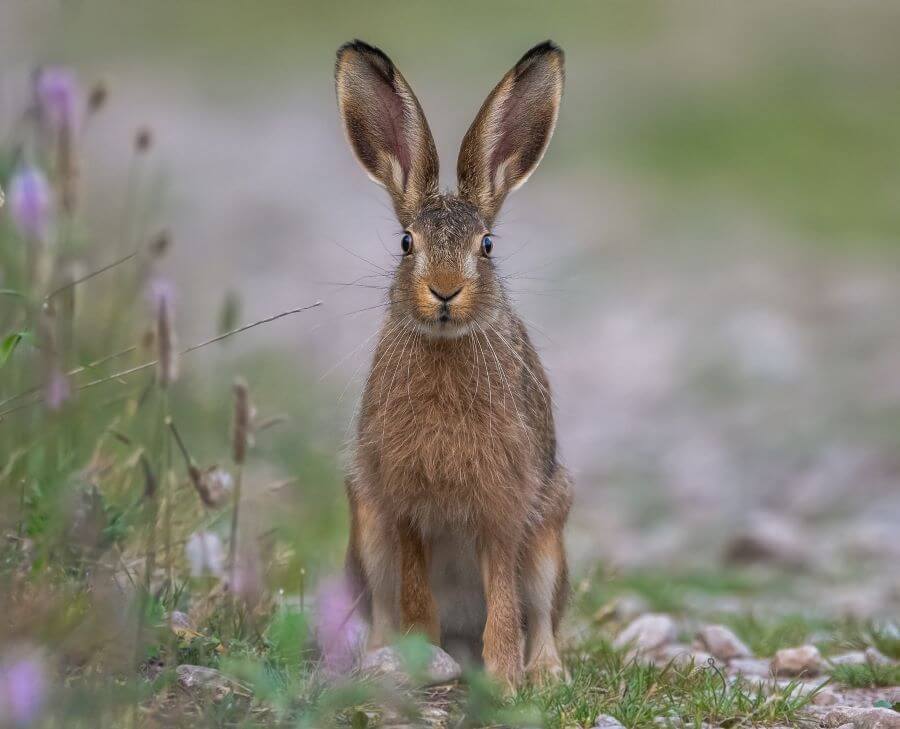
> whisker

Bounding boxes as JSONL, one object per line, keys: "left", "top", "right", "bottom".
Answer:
{"left": 327, "top": 236, "right": 391, "bottom": 274}
{"left": 380, "top": 322, "right": 416, "bottom": 447}
{"left": 489, "top": 323, "right": 554, "bottom": 410}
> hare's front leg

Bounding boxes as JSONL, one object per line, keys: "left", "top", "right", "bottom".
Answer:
{"left": 349, "top": 491, "right": 399, "bottom": 650}
{"left": 398, "top": 521, "right": 440, "bottom": 644}
{"left": 479, "top": 537, "right": 524, "bottom": 690}
{"left": 522, "top": 524, "right": 567, "bottom": 683}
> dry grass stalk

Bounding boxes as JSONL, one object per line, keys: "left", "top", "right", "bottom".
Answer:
{"left": 232, "top": 379, "right": 250, "bottom": 465}
{"left": 0, "top": 301, "right": 321, "bottom": 419}
{"left": 57, "top": 125, "right": 78, "bottom": 214}
{"left": 155, "top": 294, "right": 177, "bottom": 387}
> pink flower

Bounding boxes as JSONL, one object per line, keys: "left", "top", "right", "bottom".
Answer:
{"left": 146, "top": 276, "right": 176, "bottom": 316}
{"left": 44, "top": 367, "right": 71, "bottom": 411}
{"left": 8, "top": 167, "right": 52, "bottom": 241}
{"left": 35, "top": 67, "right": 79, "bottom": 134}
{"left": 0, "top": 653, "right": 47, "bottom": 727}
{"left": 315, "top": 575, "right": 365, "bottom": 675}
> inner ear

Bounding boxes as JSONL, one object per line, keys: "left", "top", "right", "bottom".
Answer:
{"left": 335, "top": 41, "right": 440, "bottom": 226}
{"left": 457, "top": 41, "right": 564, "bottom": 225}
{"left": 349, "top": 51, "right": 411, "bottom": 187}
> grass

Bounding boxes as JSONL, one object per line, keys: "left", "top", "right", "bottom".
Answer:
{"left": 831, "top": 662, "right": 900, "bottom": 689}
{"left": 573, "top": 564, "right": 784, "bottom": 618}
{"left": 513, "top": 639, "right": 817, "bottom": 729}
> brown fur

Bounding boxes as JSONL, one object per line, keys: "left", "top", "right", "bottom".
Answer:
{"left": 336, "top": 40, "right": 570, "bottom": 690}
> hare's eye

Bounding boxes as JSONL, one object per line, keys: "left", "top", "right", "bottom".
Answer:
{"left": 401, "top": 232, "right": 413, "bottom": 255}
{"left": 481, "top": 234, "right": 494, "bottom": 257}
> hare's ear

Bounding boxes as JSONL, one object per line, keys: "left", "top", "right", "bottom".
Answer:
{"left": 335, "top": 40, "right": 439, "bottom": 227}
{"left": 457, "top": 41, "right": 564, "bottom": 225}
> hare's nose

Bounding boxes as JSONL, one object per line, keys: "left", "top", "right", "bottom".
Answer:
{"left": 428, "top": 285, "right": 463, "bottom": 303}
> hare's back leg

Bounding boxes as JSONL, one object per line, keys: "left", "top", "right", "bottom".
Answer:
{"left": 429, "top": 532, "right": 486, "bottom": 666}
{"left": 346, "top": 479, "right": 399, "bottom": 650}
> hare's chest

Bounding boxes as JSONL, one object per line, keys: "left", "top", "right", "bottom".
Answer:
{"left": 363, "top": 343, "right": 529, "bottom": 526}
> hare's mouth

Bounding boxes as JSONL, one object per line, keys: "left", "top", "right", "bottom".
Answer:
{"left": 411, "top": 316, "right": 473, "bottom": 340}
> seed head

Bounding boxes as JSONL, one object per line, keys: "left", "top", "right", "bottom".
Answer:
{"left": 87, "top": 80, "right": 108, "bottom": 113}
{"left": 188, "top": 466, "right": 233, "bottom": 508}
{"left": 134, "top": 127, "right": 153, "bottom": 153}
{"left": 149, "top": 230, "right": 171, "bottom": 259}
{"left": 153, "top": 280, "right": 178, "bottom": 387}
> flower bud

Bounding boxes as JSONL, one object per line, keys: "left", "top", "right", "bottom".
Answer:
{"left": 8, "top": 167, "right": 52, "bottom": 241}
{"left": 35, "top": 66, "right": 79, "bottom": 134}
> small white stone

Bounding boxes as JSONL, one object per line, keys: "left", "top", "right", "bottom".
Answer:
{"left": 176, "top": 664, "right": 246, "bottom": 699}
{"left": 828, "top": 651, "right": 868, "bottom": 666}
{"left": 695, "top": 624, "right": 752, "bottom": 661}
{"left": 821, "top": 706, "right": 900, "bottom": 729}
{"left": 654, "top": 643, "right": 716, "bottom": 669}
{"left": 771, "top": 645, "right": 823, "bottom": 677}
{"left": 865, "top": 647, "right": 895, "bottom": 666}
{"left": 360, "top": 644, "right": 461, "bottom": 686}
{"left": 811, "top": 687, "right": 840, "bottom": 706}
{"left": 727, "top": 657, "right": 772, "bottom": 678}
{"left": 613, "top": 614, "right": 678, "bottom": 655}
{"left": 593, "top": 714, "right": 626, "bottom": 728}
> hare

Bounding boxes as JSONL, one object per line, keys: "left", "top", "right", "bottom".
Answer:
{"left": 336, "top": 40, "right": 572, "bottom": 689}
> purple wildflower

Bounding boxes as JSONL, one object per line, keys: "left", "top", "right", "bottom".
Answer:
{"left": 44, "top": 367, "right": 71, "bottom": 411}
{"left": 146, "top": 276, "right": 176, "bottom": 315}
{"left": 0, "top": 653, "right": 47, "bottom": 727}
{"left": 8, "top": 167, "right": 52, "bottom": 241}
{"left": 315, "top": 575, "right": 365, "bottom": 675}
{"left": 35, "top": 67, "right": 79, "bottom": 134}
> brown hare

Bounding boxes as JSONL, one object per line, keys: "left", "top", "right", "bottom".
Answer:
{"left": 336, "top": 39, "right": 571, "bottom": 689}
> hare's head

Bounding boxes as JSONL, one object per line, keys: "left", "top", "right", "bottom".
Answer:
{"left": 335, "top": 40, "right": 564, "bottom": 338}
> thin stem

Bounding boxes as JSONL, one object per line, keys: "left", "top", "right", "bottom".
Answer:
{"left": 161, "top": 389, "right": 173, "bottom": 590}
{"left": 0, "top": 301, "right": 322, "bottom": 419}
{"left": 167, "top": 417, "right": 193, "bottom": 469}
{"left": 43, "top": 249, "right": 139, "bottom": 303}
{"left": 228, "top": 465, "right": 244, "bottom": 598}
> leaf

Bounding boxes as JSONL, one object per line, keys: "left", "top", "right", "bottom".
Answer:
{"left": 0, "top": 331, "right": 31, "bottom": 366}
{"left": 0, "top": 288, "right": 25, "bottom": 297}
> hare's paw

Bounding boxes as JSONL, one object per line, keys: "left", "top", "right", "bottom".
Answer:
{"left": 525, "top": 653, "right": 565, "bottom": 687}
{"left": 485, "top": 655, "right": 524, "bottom": 695}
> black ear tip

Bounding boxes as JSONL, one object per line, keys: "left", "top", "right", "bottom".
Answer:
{"left": 336, "top": 40, "right": 393, "bottom": 65}
{"left": 517, "top": 40, "right": 564, "bottom": 69}
{"left": 335, "top": 40, "right": 396, "bottom": 81}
